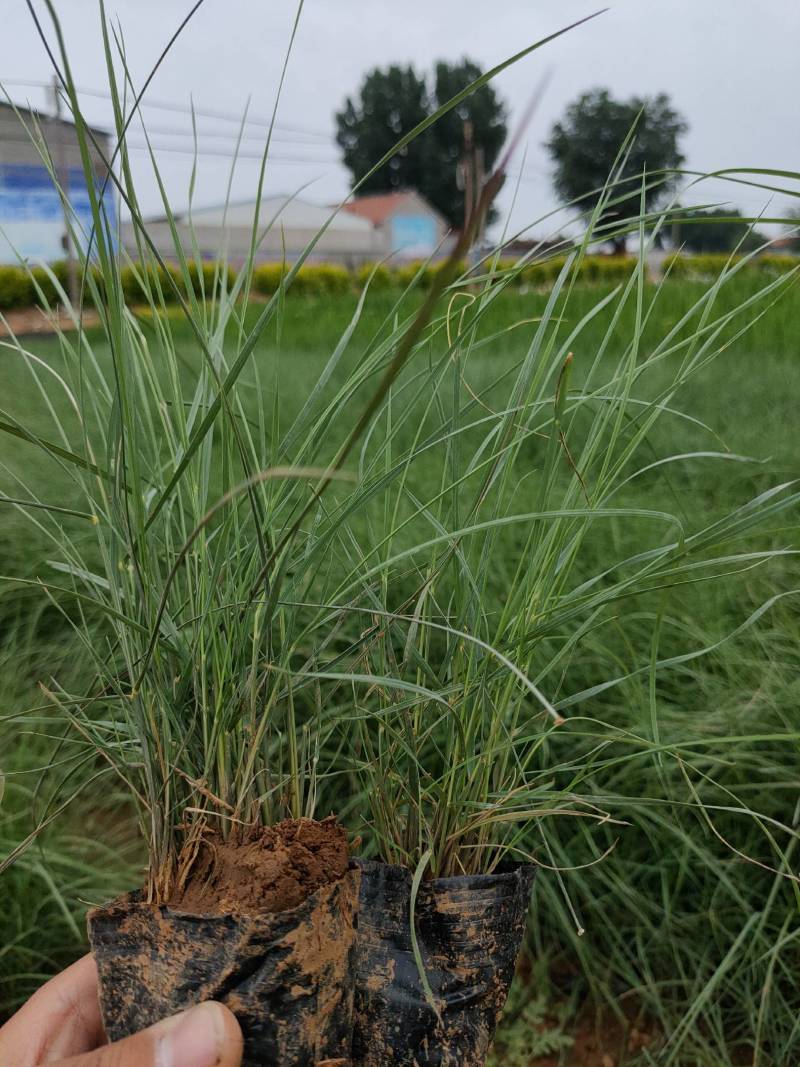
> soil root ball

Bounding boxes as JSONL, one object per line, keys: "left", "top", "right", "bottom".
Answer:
{"left": 89, "top": 819, "right": 357, "bottom": 1067}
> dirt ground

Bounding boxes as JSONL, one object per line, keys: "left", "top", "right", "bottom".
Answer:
{"left": 529, "top": 1016, "right": 656, "bottom": 1067}
{"left": 0, "top": 306, "right": 100, "bottom": 339}
{"left": 505, "top": 953, "right": 659, "bottom": 1067}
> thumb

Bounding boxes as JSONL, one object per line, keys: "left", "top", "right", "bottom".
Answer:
{"left": 57, "top": 1001, "right": 243, "bottom": 1067}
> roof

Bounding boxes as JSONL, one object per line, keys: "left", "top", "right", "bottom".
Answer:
{"left": 341, "top": 190, "right": 441, "bottom": 227}
{"left": 0, "top": 98, "right": 110, "bottom": 141}
{"left": 168, "top": 194, "right": 373, "bottom": 233}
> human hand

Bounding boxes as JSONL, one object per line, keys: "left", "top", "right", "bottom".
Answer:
{"left": 0, "top": 954, "right": 243, "bottom": 1067}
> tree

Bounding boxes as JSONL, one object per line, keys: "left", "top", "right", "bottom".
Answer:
{"left": 673, "top": 206, "right": 764, "bottom": 253}
{"left": 335, "top": 59, "right": 507, "bottom": 229}
{"left": 546, "top": 88, "right": 687, "bottom": 253}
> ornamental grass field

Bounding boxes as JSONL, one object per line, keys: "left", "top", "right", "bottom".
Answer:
{"left": 2, "top": 275, "right": 799, "bottom": 1065}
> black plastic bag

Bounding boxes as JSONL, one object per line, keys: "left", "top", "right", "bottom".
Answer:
{"left": 88, "top": 869, "right": 359, "bottom": 1067}
{"left": 352, "top": 860, "right": 535, "bottom": 1067}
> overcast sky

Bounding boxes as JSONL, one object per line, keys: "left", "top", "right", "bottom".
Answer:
{"left": 2, "top": 0, "right": 799, "bottom": 238}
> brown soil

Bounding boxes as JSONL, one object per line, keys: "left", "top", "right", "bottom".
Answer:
{"left": 168, "top": 816, "right": 349, "bottom": 916}
{"left": 529, "top": 1016, "right": 658, "bottom": 1067}
{"left": 0, "top": 306, "right": 100, "bottom": 338}
{"left": 502, "top": 953, "right": 660, "bottom": 1067}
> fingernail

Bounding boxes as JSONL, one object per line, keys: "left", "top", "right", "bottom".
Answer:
{"left": 156, "top": 1002, "right": 226, "bottom": 1067}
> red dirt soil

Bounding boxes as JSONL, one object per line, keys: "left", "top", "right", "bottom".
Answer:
{"left": 529, "top": 1017, "right": 656, "bottom": 1067}
{"left": 504, "top": 953, "right": 660, "bottom": 1066}
{"left": 168, "top": 816, "right": 349, "bottom": 916}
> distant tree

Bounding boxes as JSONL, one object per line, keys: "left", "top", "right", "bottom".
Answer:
{"left": 673, "top": 206, "right": 764, "bottom": 253}
{"left": 335, "top": 59, "right": 508, "bottom": 228}
{"left": 546, "top": 88, "right": 687, "bottom": 253}
{"left": 335, "top": 65, "right": 429, "bottom": 202}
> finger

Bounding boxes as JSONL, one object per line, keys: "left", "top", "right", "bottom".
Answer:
{"left": 56, "top": 1001, "right": 243, "bottom": 1067}
{"left": 0, "top": 955, "right": 104, "bottom": 1067}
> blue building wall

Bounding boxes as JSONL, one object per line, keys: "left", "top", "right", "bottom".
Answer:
{"left": 391, "top": 213, "right": 438, "bottom": 257}
{"left": 0, "top": 162, "right": 117, "bottom": 264}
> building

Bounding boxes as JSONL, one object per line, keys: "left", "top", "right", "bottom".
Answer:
{"left": 0, "top": 99, "right": 115, "bottom": 265}
{"left": 121, "top": 189, "right": 451, "bottom": 268}
{"left": 766, "top": 235, "right": 799, "bottom": 255}
{"left": 123, "top": 195, "right": 382, "bottom": 268}
{"left": 341, "top": 190, "right": 449, "bottom": 260}
{"left": 502, "top": 236, "right": 570, "bottom": 259}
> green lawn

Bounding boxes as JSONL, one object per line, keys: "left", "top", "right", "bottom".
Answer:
{"left": 1, "top": 278, "right": 798, "bottom": 1064}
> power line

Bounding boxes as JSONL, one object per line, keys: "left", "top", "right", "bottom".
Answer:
{"left": 123, "top": 140, "right": 342, "bottom": 165}
{"left": 122, "top": 120, "right": 336, "bottom": 150}
{"left": 0, "top": 77, "right": 332, "bottom": 142}
{"left": 84, "top": 86, "right": 332, "bottom": 142}
{"left": 3, "top": 101, "right": 337, "bottom": 150}
{"left": 0, "top": 132, "right": 341, "bottom": 166}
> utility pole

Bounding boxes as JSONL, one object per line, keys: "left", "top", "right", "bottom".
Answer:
{"left": 473, "top": 141, "right": 486, "bottom": 258}
{"left": 671, "top": 214, "right": 681, "bottom": 254}
{"left": 461, "top": 119, "right": 486, "bottom": 265}
{"left": 48, "top": 75, "right": 79, "bottom": 308}
{"left": 461, "top": 119, "right": 474, "bottom": 237}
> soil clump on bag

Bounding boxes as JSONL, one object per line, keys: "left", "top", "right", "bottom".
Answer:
{"left": 168, "top": 815, "right": 348, "bottom": 915}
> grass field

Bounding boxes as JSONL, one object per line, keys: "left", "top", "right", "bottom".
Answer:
{"left": 1, "top": 275, "right": 798, "bottom": 1065}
